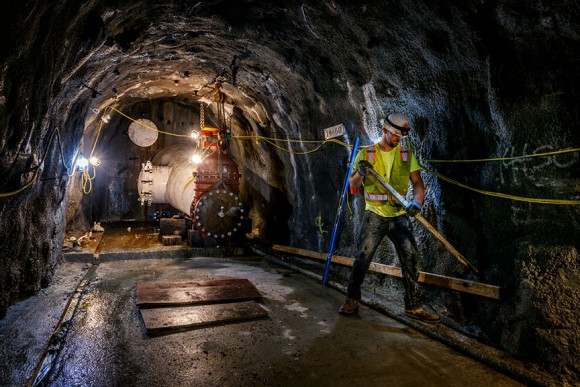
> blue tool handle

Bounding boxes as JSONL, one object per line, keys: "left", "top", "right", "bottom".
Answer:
{"left": 322, "top": 137, "right": 359, "bottom": 286}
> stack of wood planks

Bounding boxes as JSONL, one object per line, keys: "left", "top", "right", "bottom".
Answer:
{"left": 136, "top": 278, "right": 268, "bottom": 334}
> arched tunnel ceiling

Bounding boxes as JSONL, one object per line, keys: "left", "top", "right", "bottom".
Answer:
{"left": 76, "top": 1, "right": 422, "bottom": 223}
{"left": 81, "top": 1, "right": 363, "bottom": 130}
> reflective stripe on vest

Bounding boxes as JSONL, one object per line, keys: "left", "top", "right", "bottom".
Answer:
{"left": 364, "top": 191, "right": 400, "bottom": 203}
{"left": 366, "top": 146, "right": 376, "bottom": 162}
{"left": 366, "top": 144, "right": 407, "bottom": 162}
{"left": 400, "top": 146, "right": 408, "bottom": 161}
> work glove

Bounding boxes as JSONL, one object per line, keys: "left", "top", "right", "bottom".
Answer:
{"left": 405, "top": 201, "right": 421, "bottom": 217}
{"left": 357, "top": 160, "right": 372, "bottom": 176}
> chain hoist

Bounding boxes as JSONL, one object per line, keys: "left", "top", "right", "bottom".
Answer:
{"left": 200, "top": 102, "right": 205, "bottom": 130}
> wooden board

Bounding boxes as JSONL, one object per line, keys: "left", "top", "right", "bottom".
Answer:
{"left": 140, "top": 301, "right": 269, "bottom": 333}
{"left": 161, "top": 235, "right": 182, "bottom": 245}
{"left": 136, "top": 279, "right": 263, "bottom": 307}
{"left": 159, "top": 218, "right": 187, "bottom": 237}
{"left": 137, "top": 278, "right": 253, "bottom": 290}
{"left": 272, "top": 244, "right": 502, "bottom": 300}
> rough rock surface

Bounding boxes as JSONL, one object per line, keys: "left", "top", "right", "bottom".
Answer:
{"left": 0, "top": 1, "right": 578, "bottom": 384}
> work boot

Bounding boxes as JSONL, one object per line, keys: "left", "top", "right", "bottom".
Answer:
{"left": 338, "top": 298, "right": 359, "bottom": 315}
{"left": 404, "top": 306, "right": 440, "bottom": 324}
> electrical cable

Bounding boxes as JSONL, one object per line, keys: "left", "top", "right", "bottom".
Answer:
{"left": 0, "top": 126, "right": 59, "bottom": 198}
{"left": 420, "top": 163, "right": 580, "bottom": 205}
{"left": 55, "top": 128, "right": 75, "bottom": 176}
{"left": 228, "top": 133, "right": 580, "bottom": 204}
{"left": 3, "top": 103, "right": 577, "bottom": 206}
{"left": 418, "top": 147, "right": 580, "bottom": 204}
{"left": 81, "top": 165, "right": 96, "bottom": 194}
{"left": 346, "top": 189, "right": 353, "bottom": 215}
{"left": 105, "top": 106, "right": 191, "bottom": 138}
{"left": 425, "top": 147, "right": 580, "bottom": 163}
{"left": 232, "top": 135, "right": 351, "bottom": 155}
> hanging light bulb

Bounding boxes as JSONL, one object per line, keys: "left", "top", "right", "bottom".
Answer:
{"left": 76, "top": 154, "right": 89, "bottom": 171}
{"left": 89, "top": 156, "right": 101, "bottom": 166}
{"left": 190, "top": 130, "right": 200, "bottom": 140}
{"left": 101, "top": 113, "right": 111, "bottom": 123}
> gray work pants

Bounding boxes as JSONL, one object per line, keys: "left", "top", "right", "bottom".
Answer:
{"left": 346, "top": 210, "right": 422, "bottom": 310}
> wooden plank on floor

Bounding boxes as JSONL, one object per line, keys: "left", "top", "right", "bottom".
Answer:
{"left": 136, "top": 279, "right": 263, "bottom": 307}
{"left": 137, "top": 278, "right": 253, "bottom": 291}
{"left": 272, "top": 244, "right": 501, "bottom": 300}
{"left": 161, "top": 235, "right": 182, "bottom": 245}
{"left": 140, "top": 301, "right": 269, "bottom": 333}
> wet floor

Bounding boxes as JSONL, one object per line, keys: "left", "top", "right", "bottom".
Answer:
{"left": 0, "top": 252, "right": 523, "bottom": 387}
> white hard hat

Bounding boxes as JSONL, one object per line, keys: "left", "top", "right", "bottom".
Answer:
{"left": 383, "top": 113, "right": 410, "bottom": 136}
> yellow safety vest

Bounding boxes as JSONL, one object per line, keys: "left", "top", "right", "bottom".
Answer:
{"left": 362, "top": 143, "right": 411, "bottom": 204}
{"left": 350, "top": 140, "right": 419, "bottom": 217}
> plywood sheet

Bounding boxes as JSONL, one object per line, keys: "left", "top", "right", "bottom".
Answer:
{"left": 136, "top": 279, "right": 263, "bottom": 307}
{"left": 140, "top": 301, "right": 268, "bottom": 333}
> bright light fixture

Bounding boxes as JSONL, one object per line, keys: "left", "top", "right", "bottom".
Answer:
{"left": 76, "top": 155, "right": 89, "bottom": 171}
{"left": 190, "top": 153, "right": 202, "bottom": 164}
{"left": 101, "top": 114, "right": 111, "bottom": 123}
{"left": 89, "top": 156, "right": 101, "bottom": 166}
{"left": 190, "top": 130, "right": 200, "bottom": 140}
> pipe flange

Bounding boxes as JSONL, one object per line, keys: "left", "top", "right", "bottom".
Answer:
{"left": 193, "top": 188, "right": 244, "bottom": 238}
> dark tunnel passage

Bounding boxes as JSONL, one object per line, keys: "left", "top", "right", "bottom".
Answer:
{"left": 66, "top": 97, "right": 296, "bottom": 246}
{"left": 0, "top": 1, "right": 579, "bottom": 385}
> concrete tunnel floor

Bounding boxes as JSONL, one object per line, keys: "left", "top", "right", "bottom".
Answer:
{"left": 0, "top": 258, "right": 526, "bottom": 387}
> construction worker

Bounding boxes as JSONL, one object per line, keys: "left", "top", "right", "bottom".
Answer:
{"left": 339, "top": 113, "right": 440, "bottom": 324}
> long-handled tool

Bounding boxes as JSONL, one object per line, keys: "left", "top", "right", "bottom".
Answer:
{"left": 322, "top": 137, "right": 360, "bottom": 286}
{"left": 366, "top": 166, "right": 479, "bottom": 274}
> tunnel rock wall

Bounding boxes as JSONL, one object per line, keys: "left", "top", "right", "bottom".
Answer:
{"left": 406, "top": 4, "right": 580, "bottom": 382}
{"left": 0, "top": 1, "right": 105, "bottom": 317}
{"left": 243, "top": 2, "right": 580, "bottom": 383}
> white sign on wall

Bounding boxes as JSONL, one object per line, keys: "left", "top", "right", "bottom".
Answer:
{"left": 323, "top": 123, "right": 345, "bottom": 140}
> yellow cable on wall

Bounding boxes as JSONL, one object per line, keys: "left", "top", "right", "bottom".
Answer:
{"left": 419, "top": 147, "right": 580, "bottom": 204}
{"left": 0, "top": 127, "right": 60, "bottom": 198}
{"left": 420, "top": 163, "right": 580, "bottom": 205}
{"left": 2, "top": 104, "right": 577, "bottom": 207}
{"left": 235, "top": 134, "right": 580, "bottom": 205}
{"left": 81, "top": 165, "right": 97, "bottom": 194}
{"left": 425, "top": 147, "right": 580, "bottom": 163}
{"left": 232, "top": 135, "right": 351, "bottom": 155}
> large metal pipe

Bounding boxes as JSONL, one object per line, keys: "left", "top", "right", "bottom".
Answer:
{"left": 137, "top": 143, "right": 196, "bottom": 215}
{"left": 137, "top": 131, "right": 243, "bottom": 239}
